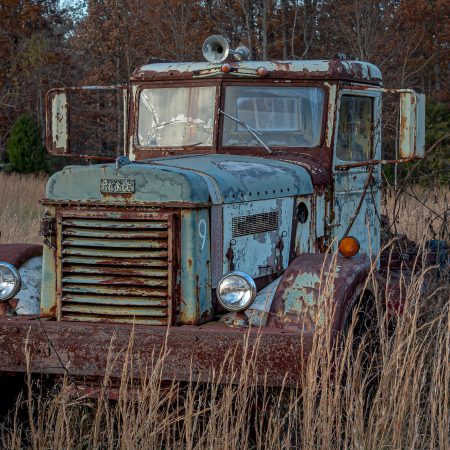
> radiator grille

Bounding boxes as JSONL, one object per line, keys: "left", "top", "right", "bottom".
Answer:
{"left": 57, "top": 210, "right": 174, "bottom": 325}
{"left": 232, "top": 211, "right": 279, "bottom": 238}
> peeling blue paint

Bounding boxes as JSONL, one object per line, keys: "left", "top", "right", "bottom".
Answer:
{"left": 46, "top": 154, "right": 313, "bottom": 205}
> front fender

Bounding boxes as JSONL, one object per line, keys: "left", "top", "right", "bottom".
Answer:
{"left": 0, "top": 244, "right": 43, "bottom": 315}
{"left": 267, "top": 253, "right": 370, "bottom": 333}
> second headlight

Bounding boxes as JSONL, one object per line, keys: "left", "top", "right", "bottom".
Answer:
{"left": 0, "top": 262, "right": 21, "bottom": 301}
{"left": 217, "top": 271, "right": 256, "bottom": 312}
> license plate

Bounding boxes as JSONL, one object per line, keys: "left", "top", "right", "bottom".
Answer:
{"left": 100, "top": 178, "right": 135, "bottom": 194}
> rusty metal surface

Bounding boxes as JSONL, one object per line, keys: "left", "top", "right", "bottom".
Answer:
{"left": 132, "top": 60, "right": 382, "bottom": 85}
{"left": 179, "top": 208, "right": 212, "bottom": 324}
{"left": 0, "top": 244, "right": 42, "bottom": 268}
{"left": 221, "top": 198, "right": 294, "bottom": 280}
{"left": 128, "top": 78, "right": 335, "bottom": 179}
{"left": 268, "top": 155, "right": 330, "bottom": 186}
{"left": 268, "top": 254, "right": 370, "bottom": 333}
{"left": 51, "top": 208, "right": 177, "bottom": 325}
{"left": 45, "top": 154, "right": 314, "bottom": 205}
{"left": 331, "top": 89, "right": 382, "bottom": 259}
{"left": 0, "top": 317, "right": 306, "bottom": 387}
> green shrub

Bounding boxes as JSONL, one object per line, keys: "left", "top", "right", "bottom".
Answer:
{"left": 6, "top": 114, "right": 48, "bottom": 174}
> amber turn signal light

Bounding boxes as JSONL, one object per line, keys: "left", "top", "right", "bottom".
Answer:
{"left": 221, "top": 63, "right": 232, "bottom": 73}
{"left": 339, "top": 236, "right": 360, "bottom": 258}
{"left": 257, "top": 67, "right": 268, "bottom": 77}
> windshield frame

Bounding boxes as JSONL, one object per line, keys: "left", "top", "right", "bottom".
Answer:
{"left": 133, "top": 80, "right": 221, "bottom": 154}
{"left": 218, "top": 81, "right": 327, "bottom": 155}
{"left": 130, "top": 79, "right": 329, "bottom": 159}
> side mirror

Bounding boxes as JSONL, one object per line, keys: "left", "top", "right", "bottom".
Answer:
{"left": 46, "top": 86, "right": 127, "bottom": 159}
{"left": 47, "top": 90, "right": 69, "bottom": 154}
{"left": 399, "top": 90, "right": 425, "bottom": 159}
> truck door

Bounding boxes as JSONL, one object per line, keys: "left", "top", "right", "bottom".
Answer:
{"left": 332, "top": 90, "right": 382, "bottom": 259}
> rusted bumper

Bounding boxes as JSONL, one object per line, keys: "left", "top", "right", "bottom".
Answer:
{"left": 0, "top": 317, "right": 307, "bottom": 387}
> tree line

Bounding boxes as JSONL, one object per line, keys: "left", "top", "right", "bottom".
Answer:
{"left": 0, "top": 0, "right": 448, "bottom": 172}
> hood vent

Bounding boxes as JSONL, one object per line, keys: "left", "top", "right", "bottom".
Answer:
{"left": 232, "top": 211, "right": 279, "bottom": 238}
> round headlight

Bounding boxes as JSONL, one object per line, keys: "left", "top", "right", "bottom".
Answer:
{"left": 0, "top": 262, "right": 21, "bottom": 301}
{"left": 217, "top": 271, "right": 256, "bottom": 312}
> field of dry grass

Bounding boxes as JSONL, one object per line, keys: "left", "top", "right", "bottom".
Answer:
{"left": 0, "top": 173, "right": 47, "bottom": 244}
{"left": 0, "top": 172, "right": 448, "bottom": 449}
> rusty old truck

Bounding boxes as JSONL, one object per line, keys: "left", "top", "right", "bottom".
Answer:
{"left": 0, "top": 36, "right": 427, "bottom": 388}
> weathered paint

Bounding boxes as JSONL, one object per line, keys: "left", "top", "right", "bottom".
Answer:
{"left": 314, "top": 193, "right": 326, "bottom": 245}
{"left": 325, "top": 83, "right": 337, "bottom": 148}
{"left": 0, "top": 244, "right": 42, "bottom": 268}
{"left": 399, "top": 91, "right": 426, "bottom": 159}
{"left": 50, "top": 91, "right": 68, "bottom": 153}
{"left": 40, "top": 226, "right": 58, "bottom": 317}
{"left": 150, "top": 154, "right": 314, "bottom": 203}
{"left": 222, "top": 198, "right": 294, "bottom": 279}
{"left": 15, "top": 256, "right": 42, "bottom": 315}
{"left": 332, "top": 89, "right": 382, "bottom": 259}
{"left": 46, "top": 154, "right": 313, "bottom": 205}
{"left": 268, "top": 254, "right": 370, "bottom": 333}
{"left": 0, "top": 244, "right": 43, "bottom": 316}
{"left": 46, "top": 86, "right": 127, "bottom": 156}
{"left": 0, "top": 317, "right": 306, "bottom": 387}
{"left": 133, "top": 59, "right": 382, "bottom": 85}
{"left": 293, "top": 196, "right": 313, "bottom": 255}
{"left": 179, "top": 208, "right": 213, "bottom": 324}
{"left": 46, "top": 164, "right": 211, "bottom": 205}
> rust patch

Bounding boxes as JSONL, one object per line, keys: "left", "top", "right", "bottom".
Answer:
{"left": 268, "top": 254, "right": 370, "bottom": 333}
{"left": 0, "top": 244, "right": 42, "bottom": 268}
{"left": 0, "top": 317, "right": 307, "bottom": 387}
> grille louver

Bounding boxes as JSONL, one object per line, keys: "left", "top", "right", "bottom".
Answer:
{"left": 232, "top": 211, "right": 279, "bottom": 238}
{"left": 57, "top": 210, "right": 175, "bottom": 325}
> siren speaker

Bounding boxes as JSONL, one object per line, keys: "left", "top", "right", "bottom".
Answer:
{"left": 202, "top": 35, "right": 230, "bottom": 63}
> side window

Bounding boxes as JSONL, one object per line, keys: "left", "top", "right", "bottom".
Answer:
{"left": 336, "top": 95, "right": 373, "bottom": 162}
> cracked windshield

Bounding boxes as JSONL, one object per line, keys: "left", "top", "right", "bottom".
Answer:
{"left": 138, "top": 86, "right": 215, "bottom": 147}
{"left": 222, "top": 86, "right": 324, "bottom": 148}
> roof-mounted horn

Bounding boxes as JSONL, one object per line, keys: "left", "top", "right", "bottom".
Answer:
{"left": 202, "top": 35, "right": 249, "bottom": 63}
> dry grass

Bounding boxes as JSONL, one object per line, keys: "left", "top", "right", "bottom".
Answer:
{"left": 382, "top": 184, "right": 449, "bottom": 243}
{"left": 1, "top": 259, "right": 448, "bottom": 449}
{"left": 0, "top": 172, "right": 47, "bottom": 244}
{"left": 0, "top": 172, "right": 448, "bottom": 449}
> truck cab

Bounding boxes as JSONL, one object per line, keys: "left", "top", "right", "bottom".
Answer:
{"left": 0, "top": 37, "right": 425, "bottom": 385}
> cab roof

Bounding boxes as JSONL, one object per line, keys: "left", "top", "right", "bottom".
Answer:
{"left": 132, "top": 59, "right": 382, "bottom": 85}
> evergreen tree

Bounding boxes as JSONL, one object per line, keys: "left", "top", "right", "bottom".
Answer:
{"left": 6, "top": 114, "right": 48, "bottom": 174}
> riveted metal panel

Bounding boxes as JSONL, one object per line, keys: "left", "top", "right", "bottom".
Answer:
{"left": 151, "top": 154, "right": 313, "bottom": 203}
{"left": 222, "top": 198, "right": 294, "bottom": 279}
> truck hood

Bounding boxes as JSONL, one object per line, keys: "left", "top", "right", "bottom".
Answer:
{"left": 46, "top": 154, "right": 313, "bottom": 205}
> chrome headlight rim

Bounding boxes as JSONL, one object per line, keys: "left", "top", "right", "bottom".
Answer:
{"left": 0, "top": 262, "right": 21, "bottom": 301}
{"left": 217, "top": 271, "right": 257, "bottom": 312}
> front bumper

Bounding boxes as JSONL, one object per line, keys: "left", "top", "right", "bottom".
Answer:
{"left": 0, "top": 317, "right": 309, "bottom": 387}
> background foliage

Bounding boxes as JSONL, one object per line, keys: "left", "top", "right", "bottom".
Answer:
{"left": 0, "top": 0, "right": 448, "bottom": 178}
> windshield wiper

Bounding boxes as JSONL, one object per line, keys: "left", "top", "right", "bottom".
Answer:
{"left": 219, "top": 109, "right": 272, "bottom": 154}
